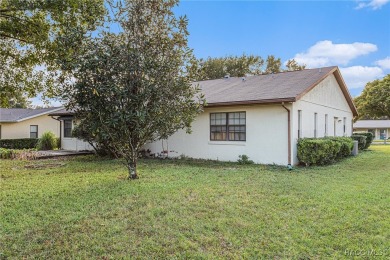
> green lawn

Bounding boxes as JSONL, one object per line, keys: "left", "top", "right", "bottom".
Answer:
{"left": 1, "top": 146, "right": 389, "bottom": 259}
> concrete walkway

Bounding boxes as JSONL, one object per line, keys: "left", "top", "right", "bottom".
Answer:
{"left": 36, "top": 150, "right": 93, "bottom": 159}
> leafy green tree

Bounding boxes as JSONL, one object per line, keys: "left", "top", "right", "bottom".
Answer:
{"left": 265, "top": 55, "right": 282, "bottom": 74}
{"left": 64, "top": 0, "right": 205, "bottom": 179}
{"left": 224, "top": 55, "right": 264, "bottom": 77}
{"left": 3, "top": 90, "right": 31, "bottom": 108}
{"left": 195, "top": 54, "right": 264, "bottom": 80}
{"left": 286, "top": 59, "right": 306, "bottom": 71}
{"left": 0, "top": 0, "right": 106, "bottom": 107}
{"left": 197, "top": 57, "right": 226, "bottom": 80}
{"left": 354, "top": 74, "right": 390, "bottom": 119}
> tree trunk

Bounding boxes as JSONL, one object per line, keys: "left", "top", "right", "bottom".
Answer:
{"left": 128, "top": 160, "right": 138, "bottom": 179}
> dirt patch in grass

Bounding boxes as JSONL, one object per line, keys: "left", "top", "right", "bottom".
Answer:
{"left": 24, "top": 162, "right": 65, "bottom": 170}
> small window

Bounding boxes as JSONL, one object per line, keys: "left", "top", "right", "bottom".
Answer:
{"left": 324, "top": 114, "right": 328, "bottom": 137}
{"left": 314, "top": 113, "right": 318, "bottom": 138}
{"left": 64, "top": 120, "right": 72, "bottom": 138}
{"left": 210, "top": 112, "right": 246, "bottom": 141}
{"left": 343, "top": 117, "right": 346, "bottom": 136}
{"left": 298, "top": 110, "right": 302, "bottom": 138}
{"left": 30, "top": 125, "right": 38, "bottom": 138}
{"left": 380, "top": 129, "right": 387, "bottom": 140}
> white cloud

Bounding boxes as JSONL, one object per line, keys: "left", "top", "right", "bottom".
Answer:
{"left": 356, "top": 0, "right": 390, "bottom": 10}
{"left": 340, "top": 66, "right": 384, "bottom": 89}
{"left": 375, "top": 56, "right": 390, "bottom": 70}
{"left": 292, "top": 40, "right": 378, "bottom": 68}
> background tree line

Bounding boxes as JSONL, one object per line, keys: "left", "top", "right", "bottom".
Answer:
{"left": 191, "top": 55, "right": 305, "bottom": 81}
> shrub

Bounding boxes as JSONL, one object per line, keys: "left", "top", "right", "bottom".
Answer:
{"left": 297, "top": 138, "right": 342, "bottom": 166}
{"left": 36, "top": 131, "right": 57, "bottom": 150}
{"left": 237, "top": 154, "right": 254, "bottom": 164}
{"left": 0, "top": 148, "right": 14, "bottom": 159}
{"left": 328, "top": 137, "right": 354, "bottom": 158}
{"left": 351, "top": 135, "right": 367, "bottom": 150}
{"left": 56, "top": 137, "right": 61, "bottom": 150}
{"left": 0, "top": 148, "right": 38, "bottom": 160}
{"left": 353, "top": 132, "right": 374, "bottom": 149}
{"left": 0, "top": 138, "right": 39, "bottom": 149}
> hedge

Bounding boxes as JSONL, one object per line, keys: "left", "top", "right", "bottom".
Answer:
{"left": 0, "top": 138, "right": 39, "bottom": 149}
{"left": 328, "top": 137, "right": 354, "bottom": 158}
{"left": 353, "top": 132, "right": 374, "bottom": 149}
{"left": 297, "top": 137, "right": 354, "bottom": 166}
{"left": 351, "top": 135, "right": 367, "bottom": 150}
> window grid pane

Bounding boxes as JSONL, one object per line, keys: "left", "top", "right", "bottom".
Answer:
{"left": 210, "top": 112, "right": 246, "bottom": 141}
{"left": 30, "top": 125, "right": 38, "bottom": 139}
{"left": 64, "top": 120, "right": 72, "bottom": 138}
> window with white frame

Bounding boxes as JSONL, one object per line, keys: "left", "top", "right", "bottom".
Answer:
{"left": 64, "top": 120, "right": 72, "bottom": 138}
{"left": 314, "top": 113, "right": 318, "bottom": 138}
{"left": 298, "top": 110, "right": 302, "bottom": 138}
{"left": 343, "top": 117, "right": 346, "bottom": 136}
{"left": 210, "top": 112, "right": 246, "bottom": 141}
{"left": 325, "top": 114, "right": 328, "bottom": 137}
{"left": 30, "top": 125, "right": 38, "bottom": 138}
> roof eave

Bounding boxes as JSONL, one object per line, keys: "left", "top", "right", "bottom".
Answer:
{"left": 205, "top": 97, "right": 296, "bottom": 107}
{"left": 295, "top": 67, "right": 358, "bottom": 117}
{"left": 48, "top": 111, "right": 74, "bottom": 116}
{"left": 14, "top": 107, "right": 65, "bottom": 122}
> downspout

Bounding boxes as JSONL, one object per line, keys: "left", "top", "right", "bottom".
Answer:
{"left": 51, "top": 116, "right": 62, "bottom": 150}
{"left": 281, "top": 102, "right": 292, "bottom": 168}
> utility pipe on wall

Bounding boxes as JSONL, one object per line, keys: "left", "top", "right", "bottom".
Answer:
{"left": 281, "top": 102, "right": 292, "bottom": 166}
{"left": 51, "top": 116, "right": 62, "bottom": 149}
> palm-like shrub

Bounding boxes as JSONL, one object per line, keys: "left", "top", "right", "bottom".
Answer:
{"left": 36, "top": 131, "right": 57, "bottom": 150}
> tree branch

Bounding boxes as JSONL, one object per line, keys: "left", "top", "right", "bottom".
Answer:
{"left": 0, "top": 33, "right": 31, "bottom": 44}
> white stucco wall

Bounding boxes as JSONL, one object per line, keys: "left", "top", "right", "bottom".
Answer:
{"left": 145, "top": 104, "right": 290, "bottom": 165}
{"left": 60, "top": 119, "right": 94, "bottom": 151}
{"left": 0, "top": 115, "right": 60, "bottom": 139}
{"left": 291, "top": 74, "right": 354, "bottom": 164}
{"left": 353, "top": 128, "right": 389, "bottom": 140}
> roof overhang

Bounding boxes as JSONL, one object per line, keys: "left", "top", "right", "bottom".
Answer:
{"left": 0, "top": 107, "right": 65, "bottom": 123}
{"left": 49, "top": 112, "right": 75, "bottom": 117}
{"left": 205, "top": 97, "right": 296, "bottom": 107}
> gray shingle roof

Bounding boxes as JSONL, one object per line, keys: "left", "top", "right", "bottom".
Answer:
{"left": 0, "top": 107, "right": 64, "bottom": 122}
{"left": 354, "top": 120, "right": 390, "bottom": 129}
{"left": 197, "top": 66, "right": 337, "bottom": 105}
{"left": 41, "top": 66, "right": 358, "bottom": 117}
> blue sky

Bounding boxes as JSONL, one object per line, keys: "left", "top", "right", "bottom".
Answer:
{"left": 174, "top": 0, "right": 390, "bottom": 97}
{"left": 32, "top": 0, "right": 390, "bottom": 106}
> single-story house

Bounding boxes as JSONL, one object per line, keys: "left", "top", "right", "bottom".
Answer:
{"left": 48, "top": 109, "right": 94, "bottom": 151}
{"left": 353, "top": 120, "right": 390, "bottom": 140}
{"left": 49, "top": 66, "right": 358, "bottom": 165}
{"left": 0, "top": 107, "right": 63, "bottom": 139}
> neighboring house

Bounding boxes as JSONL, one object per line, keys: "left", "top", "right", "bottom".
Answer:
{"left": 49, "top": 66, "right": 358, "bottom": 165}
{"left": 353, "top": 120, "right": 390, "bottom": 140}
{"left": 0, "top": 107, "right": 63, "bottom": 139}
{"left": 48, "top": 109, "right": 93, "bottom": 151}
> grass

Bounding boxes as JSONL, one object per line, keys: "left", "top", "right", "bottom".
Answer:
{"left": 1, "top": 146, "right": 389, "bottom": 259}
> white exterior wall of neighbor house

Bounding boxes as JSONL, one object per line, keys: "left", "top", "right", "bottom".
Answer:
{"left": 144, "top": 104, "right": 290, "bottom": 165}
{"left": 353, "top": 128, "right": 389, "bottom": 140}
{"left": 60, "top": 119, "right": 94, "bottom": 151}
{"left": 0, "top": 115, "right": 60, "bottom": 139}
{"left": 291, "top": 74, "right": 354, "bottom": 164}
